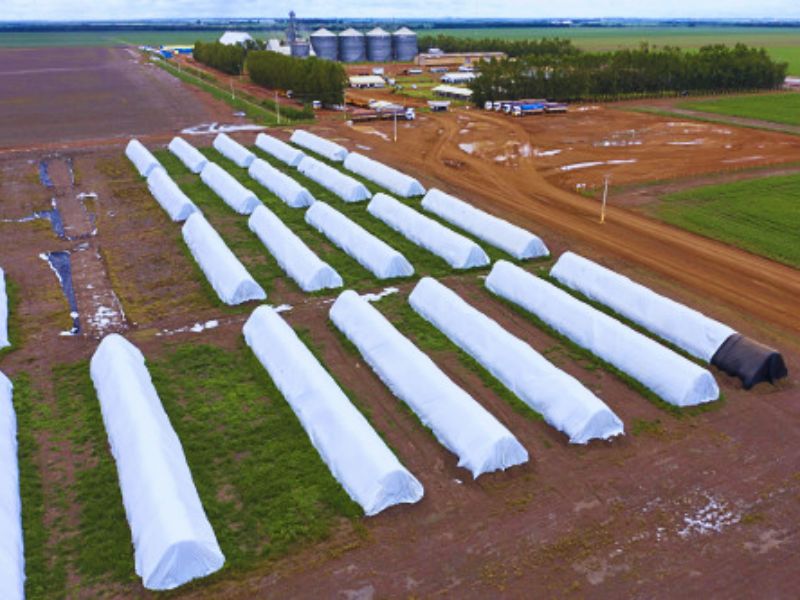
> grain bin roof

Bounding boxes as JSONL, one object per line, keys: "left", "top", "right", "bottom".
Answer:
{"left": 393, "top": 27, "right": 416, "bottom": 36}
{"left": 340, "top": 28, "right": 364, "bottom": 37}
{"left": 367, "top": 27, "right": 390, "bottom": 36}
{"left": 311, "top": 27, "right": 336, "bottom": 37}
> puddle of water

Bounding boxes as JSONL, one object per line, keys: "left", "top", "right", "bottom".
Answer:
{"left": 41, "top": 251, "right": 80, "bottom": 335}
{"left": 181, "top": 122, "right": 266, "bottom": 135}
{"left": 2, "top": 198, "right": 65, "bottom": 238}
{"left": 39, "top": 160, "right": 54, "bottom": 188}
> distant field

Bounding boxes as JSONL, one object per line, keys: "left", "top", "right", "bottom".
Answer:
{"left": 0, "top": 29, "right": 277, "bottom": 48}
{"left": 657, "top": 173, "right": 800, "bottom": 268}
{"left": 679, "top": 93, "right": 800, "bottom": 127}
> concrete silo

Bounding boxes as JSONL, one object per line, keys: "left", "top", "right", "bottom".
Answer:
{"left": 392, "top": 27, "right": 418, "bottom": 62}
{"left": 310, "top": 28, "right": 338, "bottom": 61}
{"left": 366, "top": 27, "right": 392, "bottom": 62}
{"left": 339, "top": 28, "right": 366, "bottom": 63}
{"left": 290, "top": 40, "right": 310, "bottom": 58}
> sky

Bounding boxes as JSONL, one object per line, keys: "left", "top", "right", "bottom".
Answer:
{"left": 3, "top": 0, "right": 800, "bottom": 21}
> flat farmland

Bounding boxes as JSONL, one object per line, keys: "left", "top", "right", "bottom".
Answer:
{"left": 679, "top": 92, "right": 800, "bottom": 127}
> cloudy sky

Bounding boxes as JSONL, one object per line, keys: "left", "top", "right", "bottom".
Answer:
{"left": 3, "top": 0, "right": 799, "bottom": 21}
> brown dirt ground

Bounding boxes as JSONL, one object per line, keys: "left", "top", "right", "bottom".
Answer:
{"left": 1, "top": 50, "right": 799, "bottom": 599}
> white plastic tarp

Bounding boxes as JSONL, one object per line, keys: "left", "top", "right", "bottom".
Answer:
{"left": 147, "top": 169, "right": 200, "bottom": 222}
{"left": 290, "top": 130, "right": 348, "bottom": 162}
{"left": 0, "top": 269, "right": 9, "bottom": 349}
{"left": 297, "top": 156, "right": 371, "bottom": 203}
{"left": 551, "top": 252, "right": 736, "bottom": 362}
{"left": 200, "top": 162, "right": 261, "bottom": 215}
{"left": 249, "top": 205, "right": 342, "bottom": 292}
{"left": 305, "top": 202, "right": 413, "bottom": 279}
{"left": 89, "top": 334, "right": 224, "bottom": 590}
{"left": 126, "top": 139, "right": 162, "bottom": 178}
{"left": 248, "top": 158, "right": 315, "bottom": 208}
{"left": 367, "top": 193, "right": 489, "bottom": 269}
{"left": 421, "top": 189, "right": 549, "bottom": 260}
{"left": 487, "top": 261, "right": 720, "bottom": 407}
{"left": 255, "top": 133, "right": 306, "bottom": 167}
{"left": 409, "top": 277, "right": 623, "bottom": 443}
{"left": 0, "top": 372, "right": 24, "bottom": 600}
{"left": 343, "top": 153, "right": 426, "bottom": 198}
{"left": 182, "top": 213, "right": 266, "bottom": 305}
{"left": 243, "top": 306, "right": 423, "bottom": 515}
{"left": 213, "top": 133, "right": 255, "bottom": 168}
{"left": 330, "top": 291, "right": 528, "bottom": 477}
{"left": 168, "top": 137, "right": 208, "bottom": 174}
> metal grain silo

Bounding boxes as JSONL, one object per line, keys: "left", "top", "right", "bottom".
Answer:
{"left": 310, "top": 28, "right": 338, "bottom": 61}
{"left": 392, "top": 27, "right": 418, "bottom": 62}
{"left": 339, "top": 28, "right": 366, "bottom": 63}
{"left": 290, "top": 40, "right": 310, "bottom": 58}
{"left": 366, "top": 27, "right": 392, "bottom": 62}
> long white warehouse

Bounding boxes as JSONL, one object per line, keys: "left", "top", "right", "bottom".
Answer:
{"left": 213, "top": 133, "right": 255, "bottom": 168}
{"left": 343, "top": 153, "right": 425, "bottom": 198}
{"left": 330, "top": 291, "right": 528, "bottom": 477}
{"left": 255, "top": 133, "right": 306, "bottom": 167}
{"left": 168, "top": 137, "right": 208, "bottom": 174}
{"left": 550, "top": 252, "right": 734, "bottom": 362}
{"left": 297, "top": 156, "right": 371, "bottom": 203}
{"left": 248, "top": 158, "right": 315, "bottom": 208}
{"left": 200, "top": 162, "right": 261, "bottom": 215}
{"left": 89, "top": 334, "right": 225, "bottom": 590}
{"left": 486, "top": 261, "right": 720, "bottom": 407}
{"left": 182, "top": 213, "right": 266, "bottom": 305}
{"left": 0, "top": 268, "right": 9, "bottom": 349}
{"left": 0, "top": 372, "right": 24, "bottom": 600}
{"left": 290, "top": 130, "right": 349, "bottom": 162}
{"left": 249, "top": 205, "right": 342, "bottom": 292}
{"left": 126, "top": 139, "right": 162, "bottom": 178}
{"left": 147, "top": 169, "right": 200, "bottom": 222}
{"left": 421, "top": 189, "right": 549, "bottom": 259}
{"left": 243, "top": 306, "right": 424, "bottom": 515}
{"left": 305, "top": 202, "right": 414, "bottom": 279}
{"left": 409, "top": 277, "right": 623, "bottom": 443}
{"left": 368, "top": 193, "right": 489, "bottom": 269}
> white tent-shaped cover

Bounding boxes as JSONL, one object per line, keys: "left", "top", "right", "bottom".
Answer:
{"left": 182, "top": 213, "right": 266, "bottom": 305}
{"left": 249, "top": 205, "right": 342, "bottom": 292}
{"left": 213, "top": 133, "right": 255, "bottom": 168}
{"left": 367, "top": 193, "right": 489, "bottom": 269}
{"left": 421, "top": 189, "right": 549, "bottom": 260}
{"left": 126, "top": 139, "right": 162, "bottom": 178}
{"left": 330, "top": 291, "right": 528, "bottom": 478}
{"left": 147, "top": 169, "right": 200, "bottom": 222}
{"left": 297, "top": 156, "right": 371, "bottom": 203}
{"left": 305, "top": 202, "right": 414, "bottom": 279}
{"left": 0, "top": 268, "right": 9, "bottom": 349}
{"left": 255, "top": 133, "right": 306, "bottom": 167}
{"left": 248, "top": 158, "right": 315, "bottom": 208}
{"left": 290, "top": 130, "right": 349, "bottom": 162}
{"left": 200, "top": 162, "right": 261, "bottom": 215}
{"left": 409, "top": 277, "right": 624, "bottom": 444}
{"left": 243, "top": 306, "right": 424, "bottom": 515}
{"left": 551, "top": 252, "right": 736, "bottom": 362}
{"left": 89, "top": 334, "right": 225, "bottom": 590}
{"left": 0, "top": 372, "right": 24, "bottom": 600}
{"left": 168, "top": 137, "right": 208, "bottom": 174}
{"left": 343, "top": 153, "right": 426, "bottom": 198}
{"left": 486, "top": 261, "right": 720, "bottom": 407}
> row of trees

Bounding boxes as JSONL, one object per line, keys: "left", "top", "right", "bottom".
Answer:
{"left": 246, "top": 52, "right": 347, "bottom": 105}
{"left": 470, "top": 44, "right": 787, "bottom": 104}
{"left": 417, "top": 34, "right": 580, "bottom": 58}
{"left": 192, "top": 41, "right": 248, "bottom": 75}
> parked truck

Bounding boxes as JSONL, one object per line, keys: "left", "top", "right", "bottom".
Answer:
{"left": 512, "top": 102, "right": 546, "bottom": 116}
{"left": 349, "top": 107, "right": 416, "bottom": 122}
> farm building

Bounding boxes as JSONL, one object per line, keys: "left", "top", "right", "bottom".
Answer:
{"left": 432, "top": 85, "right": 473, "bottom": 100}
{"left": 350, "top": 75, "right": 386, "bottom": 89}
{"left": 219, "top": 31, "right": 254, "bottom": 46}
{"left": 416, "top": 51, "right": 506, "bottom": 67}
{"left": 441, "top": 72, "right": 477, "bottom": 84}
{"left": 428, "top": 100, "right": 450, "bottom": 111}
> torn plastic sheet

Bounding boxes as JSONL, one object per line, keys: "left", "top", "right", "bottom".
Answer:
{"left": 40, "top": 251, "right": 80, "bottom": 335}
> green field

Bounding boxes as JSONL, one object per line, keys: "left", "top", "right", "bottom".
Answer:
{"left": 679, "top": 92, "right": 800, "bottom": 127}
{"left": 0, "top": 29, "right": 278, "bottom": 48}
{"left": 657, "top": 173, "right": 800, "bottom": 268}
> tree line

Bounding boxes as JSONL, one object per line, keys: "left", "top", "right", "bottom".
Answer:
{"left": 246, "top": 52, "right": 347, "bottom": 105}
{"left": 470, "top": 43, "right": 788, "bottom": 104}
{"left": 417, "top": 34, "right": 580, "bottom": 58}
{"left": 192, "top": 41, "right": 249, "bottom": 75}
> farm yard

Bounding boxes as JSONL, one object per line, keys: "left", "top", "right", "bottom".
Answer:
{"left": 0, "top": 37, "right": 799, "bottom": 600}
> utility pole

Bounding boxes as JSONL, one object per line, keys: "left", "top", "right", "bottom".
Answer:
{"left": 393, "top": 109, "right": 398, "bottom": 143}
{"left": 230, "top": 79, "right": 235, "bottom": 101}
{"left": 601, "top": 175, "right": 610, "bottom": 224}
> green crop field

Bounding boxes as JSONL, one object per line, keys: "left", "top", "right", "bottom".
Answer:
{"left": 0, "top": 29, "right": 277, "bottom": 48}
{"left": 657, "top": 172, "right": 800, "bottom": 268}
{"left": 679, "top": 92, "right": 800, "bottom": 126}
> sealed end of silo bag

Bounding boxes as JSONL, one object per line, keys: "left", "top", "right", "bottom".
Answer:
{"left": 147, "top": 169, "right": 199, "bottom": 222}
{"left": 89, "top": 334, "right": 225, "bottom": 590}
{"left": 182, "top": 213, "right": 266, "bottom": 305}
{"left": 290, "top": 130, "right": 349, "bottom": 162}
{"left": 126, "top": 139, "right": 163, "bottom": 178}
{"left": 200, "top": 162, "right": 261, "bottom": 215}
{"left": 169, "top": 137, "right": 208, "bottom": 174}
{"left": 255, "top": 133, "right": 306, "bottom": 167}
{"left": 213, "top": 132, "right": 255, "bottom": 168}
{"left": 248, "top": 158, "right": 315, "bottom": 208}
{"left": 0, "top": 371, "right": 25, "bottom": 600}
